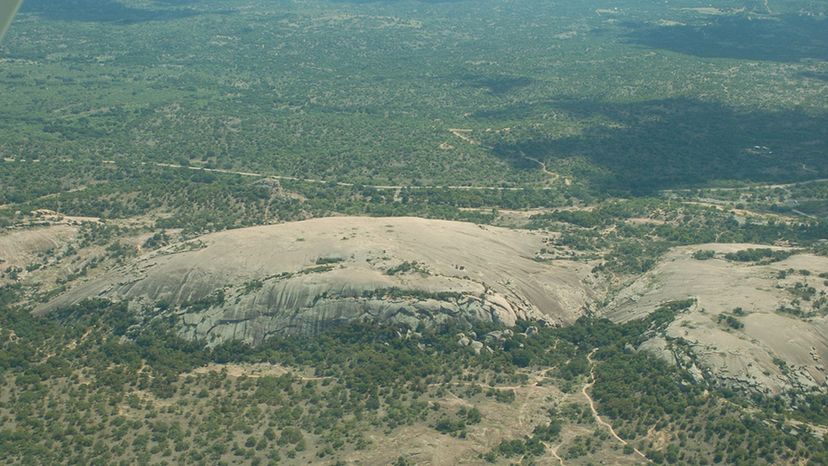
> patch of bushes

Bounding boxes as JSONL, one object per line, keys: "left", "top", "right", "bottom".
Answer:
{"left": 385, "top": 261, "right": 426, "bottom": 276}
{"left": 692, "top": 249, "right": 716, "bottom": 260}
{"left": 717, "top": 314, "right": 744, "bottom": 330}
{"left": 724, "top": 248, "right": 792, "bottom": 263}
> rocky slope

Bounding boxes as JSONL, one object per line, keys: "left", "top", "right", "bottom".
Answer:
{"left": 604, "top": 244, "right": 828, "bottom": 395}
{"left": 0, "top": 224, "right": 77, "bottom": 273}
{"left": 40, "top": 217, "right": 597, "bottom": 345}
{"left": 27, "top": 218, "right": 828, "bottom": 396}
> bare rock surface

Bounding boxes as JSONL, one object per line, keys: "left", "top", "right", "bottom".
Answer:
{"left": 0, "top": 224, "right": 76, "bottom": 270}
{"left": 605, "top": 243, "right": 828, "bottom": 395}
{"left": 41, "top": 217, "right": 595, "bottom": 344}
{"left": 29, "top": 218, "right": 828, "bottom": 396}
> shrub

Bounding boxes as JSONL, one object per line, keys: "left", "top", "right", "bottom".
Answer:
{"left": 692, "top": 250, "right": 716, "bottom": 260}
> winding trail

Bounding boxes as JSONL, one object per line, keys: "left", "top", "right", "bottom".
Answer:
{"left": 543, "top": 441, "right": 566, "bottom": 466}
{"left": 583, "top": 349, "right": 650, "bottom": 462}
{"left": 519, "top": 151, "right": 559, "bottom": 181}
{"left": 447, "top": 129, "right": 559, "bottom": 182}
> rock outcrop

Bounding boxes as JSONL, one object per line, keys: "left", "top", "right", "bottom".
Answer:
{"left": 41, "top": 217, "right": 595, "bottom": 345}
{"left": 605, "top": 244, "right": 828, "bottom": 395}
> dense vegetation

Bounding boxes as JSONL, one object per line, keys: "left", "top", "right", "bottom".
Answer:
{"left": 2, "top": 292, "right": 827, "bottom": 465}
{"left": 2, "top": 0, "right": 827, "bottom": 215}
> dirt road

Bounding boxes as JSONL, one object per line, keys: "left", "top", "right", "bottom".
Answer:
{"left": 127, "top": 161, "right": 560, "bottom": 192}
{"left": 8, "top": 157, "right": 826, "bottom": 196}
{"left": 582, "top": 349, "right": 649, "bottom": 462}
{"left": 663, "top": 178, "right": 828, "bottom": 194}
